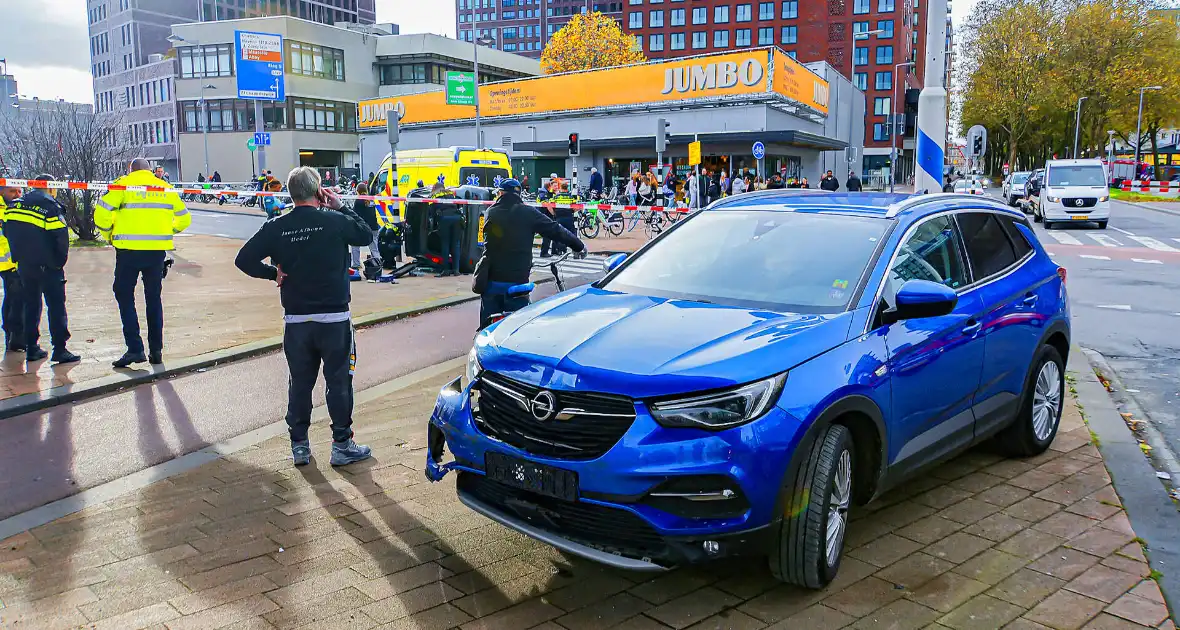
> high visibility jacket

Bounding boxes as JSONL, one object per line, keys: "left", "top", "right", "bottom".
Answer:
{"left": 95, "top": 170, "right": 191, "bottom": 250}
{"left": 5, "top": 190, "right": 70, "bottom": 270}
{"left": 0, "top": 197, "right": 16, "bottom": 272}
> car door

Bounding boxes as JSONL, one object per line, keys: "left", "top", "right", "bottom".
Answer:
{"left": 880, "top": 214, "right": 987, "bottom": 477}
{"left": 954, "top": 211, "right": 1043, "bottom": 438}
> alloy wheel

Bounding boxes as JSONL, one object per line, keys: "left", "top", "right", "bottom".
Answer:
{"left": 825, "top": 449, "right": 852, "bottom": 568}
{"left": 1032, "top": 361, "right": 1062, "bottom": 441}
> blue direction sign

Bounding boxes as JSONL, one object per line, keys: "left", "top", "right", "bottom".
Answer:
{"left": 235, "top": 30, "right": 285, "bottom": 101}
{"left": 254, "top": 132, "right": 271, "bottom": 146}
{"left": 752, "top": 141, "right": 766, "bottom": 160}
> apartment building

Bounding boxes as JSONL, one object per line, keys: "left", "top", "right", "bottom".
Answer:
{"left": 455, "top": 0, "right": 625, "bottom": 56}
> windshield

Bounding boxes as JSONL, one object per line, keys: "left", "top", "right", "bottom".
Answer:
{"left": 1012, "top": 173, "right": 1029, "bottom": 184}
{"left": 603, "top": 211, "right": 889, "bottom": 313}
{"left": 1048, "top": 165, "right": 1106, "bottom": 187}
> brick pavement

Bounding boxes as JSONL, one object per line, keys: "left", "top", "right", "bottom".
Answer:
{"left": 0, "top": 368, "right": 1174, "bottom": 630}
{"left": 0, "top": 235, "right": 471, "bottom": 401}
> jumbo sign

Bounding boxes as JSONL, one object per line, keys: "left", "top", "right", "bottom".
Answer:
{"left": 356, "top": 48, "right": 829, "bottom": 128}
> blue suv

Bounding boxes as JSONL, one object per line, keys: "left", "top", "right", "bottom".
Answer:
{"left": 426, "top": 191, "right": 1070, "bottom": 588}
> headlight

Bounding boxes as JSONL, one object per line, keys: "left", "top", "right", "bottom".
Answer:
{"left": 1046, "top": 195, "right": 1059, "bottom": 203}
{"left": 649, "top": 374, "right": 786, "bottom": 430}
{"left": 1099, "top": 195, "right": 1109, "bottom": 202}
{"left": 463, "top": 347, "right": 483, "bottom": 389}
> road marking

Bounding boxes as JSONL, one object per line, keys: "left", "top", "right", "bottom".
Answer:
{"left": 1079, "top": 254, "right": 1111, "bottom": 260}
{"left": 1086, "top": 233, "right": 1122, "bottom": 247}
{"left": 1044, "top": 232, "right": 1083, "bottom": 246}
{"left": 1127, "top": 236, "right": 1179, "bottom": 252}
{"left": 1110, "top": 226, "right": 1136, "bottom": 236}
{"left": 1173, "top": 238, "right": 1180, "bottom": 246}
{"left": 1096, "top": 304, "right": 1133, "bottom": 310}
{"left": 1132, "top": 258, "right": 1163, "bottom": 264}
{"left": 214, "top": 233, "right": 232, "bottom": 238}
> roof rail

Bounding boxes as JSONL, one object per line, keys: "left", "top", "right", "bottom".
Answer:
{"left": 883, "top": 192, "right": 1015, "bottom": 218}
{"left": 711, "top": 188, "right": 833, "bottom": 209}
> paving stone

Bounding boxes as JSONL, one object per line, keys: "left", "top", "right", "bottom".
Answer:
{"left": 1002, "top": 618, "right": 1053, "bottom": 630}
{"left": 897, "top": 516, "right": 966, "bottom": 545}
{"left": 1009, "top": 470, "right": 1065, "bottom": 493}
{"left": 824, "top": 576, "right": 906, "bottom": 617}
{"left": 926, "top": 532, "right": 995, "bottom": 564}
{"left": 1067, "top": 528, "right": 1135, "bottom": 558}
{"left": 764, "top": 604, "right": 854, "bottom": 630}
{"left": 262, "top": 587, "right": 374, "bottom": 630}
{"left": 1028, "top": 547, "right": 1103, "bottom": 581}
{"left": 170, "top": 574, "right": 278, "bottom": 615}
{"left": 1097, "top": 512, "right": 1135, "bottom": 536}
{"left": 629, "top": 570, "right": 717, "bottom": 606}
{"left": 995, "top": 529, "right": 1067, "bottom": 560}
{"left": 554, "top": 592, "right": 651, "bottom": 630}
{"left": 84, "top": 602, "right": 181, "bottom": 630}
{"left": 849, "top": 534, "right": 925, "bottom": 568}
{"left": 846, "top": 598, "right": 940, "bottom": 630}
{"left": 1024, "top": 590, "right": 1106, "bottom": 629}
{"left": 1064, "top": 499, "right": 1122, "bottom": 522}
{"left": 1081, "top": 612, "right": 1154, "bottom": 629}
{"left": 1064, "top": 564, "right": 1143, "bottom": 603}
{"left": 360, "top": 581, "right": 464, "bottom": 624}
{"left": 646, "top": 586, "right": 743, "bottom": 629}
{"left": 164, "top": 594, "right": 280, "bottom": 630}
{"left": 738, "top": 583, "right": 828, "bottom": 623}
{"left": 976, "top": 484, "right": 1033, "bottom": 508}
{"left": 964, "top": 512, "right": 1031, "bottom": 543}
{"left": 1102, "top": 593, "right": 1170, "bottom": 628}
{"left": 1004, "top": 497, "right": 1063, "bottom": 523}
{"left": 1032, "top": 512, "right": 1101, "bottom": 539}
{"left": 937, "top": 594, "right": 1024, "bottom": 630}
{"left": 951, "top": 549, "right": 1029, "bottom": 586}
{"left": 79, "top": 579, "right": 190, "bottom": 622}
{"left": 876, "top": 553, "right": 957, "bottom": 591}
{"left": 684, "top": 608, "right": 768, "bottom": 630}
{"left": 367, "top": 603, "right": 472, "bottom": 630}
{"left": 458, "top": 598, "right": 564, "bottom": 630}
{"left": 948, "top": 472, "right": 1007, "bottom": 494}
{"left": 905, "top": 572, "right": 990, "bottom": 613}
{"left": 938, "top": 499, "right": 1003, "bottom": 526}
{"left": 914, "top": 487, "right": 977, "bottom": 510}
{"left": 987, "top": 568, "right": 1066, "bottom": 609}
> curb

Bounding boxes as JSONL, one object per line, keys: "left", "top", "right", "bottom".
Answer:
{"left": 1070, "top": 346, "right": 1180, "bottom": 617}
{"left": 0, "top": 292, "right": 481, "bottom": 421}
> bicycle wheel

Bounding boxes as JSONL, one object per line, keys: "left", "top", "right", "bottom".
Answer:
{"left": 606, "top": 215, "right": 624, "bottom": 237}
{"left": 580, "top": 216, "right": 600, "bottom": 239}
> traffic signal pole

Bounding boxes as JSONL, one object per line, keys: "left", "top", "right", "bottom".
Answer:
{"left": 915, "top": 0, "right": 948, "bottom": 194}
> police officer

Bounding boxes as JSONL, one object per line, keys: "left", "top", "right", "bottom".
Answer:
{"left": 4, "top": 177, "right": 80, "bottom": 363}
{"left": 432, "top": 183, "right": 464, "bottom": 277}
{"left": 96, "top": 158, "right": 192, "bottom": 368}
{"left": 235, "top": 167, "right": 375, "bottom": 467}
{"left": 0, "top": 186, "right": 26, "bottom": 352}
{"left": 478, "top": 179, "right": 586, "bottom": 329}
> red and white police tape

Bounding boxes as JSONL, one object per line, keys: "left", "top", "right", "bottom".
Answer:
{"left": 0, "top": 177, "right": 691, "bottom": 216}
{"left": 1119, "top": 180, "right": 1177, "bottom": 192}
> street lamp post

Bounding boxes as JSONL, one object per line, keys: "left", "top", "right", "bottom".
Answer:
{"left": 1107, "top": 129, "right": 1116, "bottom": 171}
{"left": 1134, "top": 85, "right": 1162, "bottom": 180}
{"left": 851, "top": 29, "right": 885, "bottom": 177}
{"left": 471, "top": 7, "right": 497, "bottom": 149}
{"left": 890, "top": 61, "right": 916, "bottom": 193}
{"left": 1072, "top": 96, "right": 1088, "bottom": 159}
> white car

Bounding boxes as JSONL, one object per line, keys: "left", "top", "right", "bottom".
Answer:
{"left": 1003, "top": 171, "right": 1032, "bottom": 206}
{"left": 1032, "top": 159, "right": 1110, "bottom": 230}
{"left": 953, "top": 179, "right": 986, "bottom": 195}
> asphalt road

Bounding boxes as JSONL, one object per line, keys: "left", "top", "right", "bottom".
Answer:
{"left": 186, "top": 208, "right": 266, "bottom": 240}
{"left": 996, "top": 193, "right": 1180, "bottom": 467}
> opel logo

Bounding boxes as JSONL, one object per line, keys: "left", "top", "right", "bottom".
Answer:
{"left": 1075, "top": 199, "right": 1084, "bottom": 207}
{"left": 529, "top": 391, "right": 557, "bottom": 422}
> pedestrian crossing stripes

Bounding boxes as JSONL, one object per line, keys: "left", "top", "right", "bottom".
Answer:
{"left": 1127, "top": 236, "right": 1179, "bottom": 252}
{"left": 1041, "top": 231, "right": 1180, "bottom": 251}
{"left": 1044, "top": 232, "right": 1083, "bottom": 246}
{"left": 531, "top": 250, "right": 608, "bottom": 278}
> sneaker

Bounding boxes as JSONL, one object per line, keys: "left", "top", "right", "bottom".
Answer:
{"left": 330, "top": 439, "right": 372, "bottom": 467}
{"left": 6, "top": 344, "right": 25, "bottom": 353}
{"left": 52, "top": 349, "right": 82, "bottom": 364}
{"left": 149, "top": 351, "right": 163, "bottom": 365}
{"left": 112, "top": 352, "right": 147, "bottom": 368}
{"left": 25, "top": 347, "right": 48, "bottom": 362}
{"left": 292, "top": 441, "right": 311, "bottom": 467}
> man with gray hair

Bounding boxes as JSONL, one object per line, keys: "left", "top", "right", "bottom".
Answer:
{"left": 235, "top": 166, "right": 376, "bottom": 467}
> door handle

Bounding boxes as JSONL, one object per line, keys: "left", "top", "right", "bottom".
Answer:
{"left": 962, "top": 320, "right": 982, "bottom": 336}
{"left": 1022, "top": 294, "right": 1039, "bottom": 307}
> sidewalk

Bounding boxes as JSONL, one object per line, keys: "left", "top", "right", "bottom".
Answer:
{"left": 0, "top": 365, "right": 1173, "bottom": 630}
{"left": 0, "top": 235, "right": 472, "bottom": 401}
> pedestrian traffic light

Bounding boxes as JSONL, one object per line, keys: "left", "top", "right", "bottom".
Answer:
{"left": 655, "top": 118, "right": 671, "bottom": 153}
{"left": 972, "top": 134, "right": 983, "bottom": 157}
{"left": 568, "top": 133, "right": 580, "bottom": 156}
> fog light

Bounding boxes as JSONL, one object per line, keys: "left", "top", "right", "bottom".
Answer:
{"left": 702, "top": 541, "right": 720, "bottom": 555}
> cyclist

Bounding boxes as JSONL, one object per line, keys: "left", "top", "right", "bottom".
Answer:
{"left": 478, "top": 179, "right": 585, "bottom": 330}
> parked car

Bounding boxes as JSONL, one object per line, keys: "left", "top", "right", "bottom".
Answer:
{"left": 426, "top": 191, "right": 1070, "bottom": 589}
{"left": 1030, "top": 159, "right": 1110, "bottom": 229}
{"left": 953, "top": 178, "right": 986, "bottom": 195}
{"left": 1003, "top": 171, "right": 1032, "bottom": 206}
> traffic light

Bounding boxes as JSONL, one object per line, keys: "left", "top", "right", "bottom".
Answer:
{"left": 655, "top": 118, "right": 671, "bottom": 153}
{"left": 973, "top": 134, "right": 983, "bottom": 157}
{"left": 568, "top": 133, "right": 580, "bottom": 156}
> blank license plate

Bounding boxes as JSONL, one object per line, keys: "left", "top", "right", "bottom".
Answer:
{"left": 1070, "top": 215, "right": 1090, "bottom": 220}
{"left": 485, "top": 452, "right": 578, "bottom": 501}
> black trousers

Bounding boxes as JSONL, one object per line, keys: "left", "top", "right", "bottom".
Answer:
{"left": 18, "top": 265, "right": 69, "bottom": 351}
{"left": 550, "top": 216, "right": 577, "bottom": 255}
{"left": 283, "top": 320, "right": 355, "bottom": 444}
{"left": 1, "top": 269, "right": 25, "bottom": 346}
{"left": 437, "top": 215, "right": 463, "bottom": 273}
{"left": 114, "top": 250, "right": 166, "bottom": 355}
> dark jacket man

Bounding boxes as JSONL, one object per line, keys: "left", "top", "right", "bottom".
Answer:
{"left": 846, "top": 172, "right": 863, "bottom": 192}
{"left": 588, "top": 169, "right": 604, "bottom": 196}
{"left": 820, "top": 171, "right": 841, "bottom": 191}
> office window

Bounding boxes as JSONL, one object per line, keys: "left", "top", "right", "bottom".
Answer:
{"left": 736, "top": 4, "right": 752, "bottom": 21}
{"left": 854, "top": 0, "right": 869, "bottom": 14}
{"left": 632, "top": 35, "right": 643, "bottom": 51}
{"left": 692, "top": 7, "right": 706, "bottom": 24}
{"left": 853, "top": 21, "right": 869, "bottom": 37}
{"left": 853, "top": 47, "right": 868, "bottom": 65}
{"left": 629, "top": 11, "right": 642, "bottom": 27}
{"left": 878, "top": 0, "right": 895, "bottom": 10}
{"left": 692, "top": 31, "right": 707, "bottom": 48}
{"left": 714, "top": 30, "right": 729, "bottom": 47}
{"left": 876, "top": 45, "right": 893, "bottom": 63}
{"left": 759, "top": 2, "right": 774, "bottom": 19}
{"left": 875, "top": 71, "right": 892, "bottom": 90}
{"left": 878, "top": 19, "right": 894, "bottom": 38}
{"left": 715, "top": 5, "right": 730, "bottom": 23}
{"left": 781, "top": 25, "right": 797, "bottom": 43}
{"left": 287, "top": 41, "right": 346, "bottom": 81}
{"left": 787, "top": 50, "right": 797, "bottom": 58}
{"left": 650, "top": 10, "right": 663, "bottom": 26}
{"left": 178, "top": 44, "right": 234, "bottom": 79}
{"left": 671, "top": 32, "right": 686, "bottom": 49}
{"left": 671, "top": 8, "right": 685, "bottom": 25}
{"left": 873, "top": 122, "right": 890, "bottom": 141}
{"left": 874, "top": 97, "right": 891, "bottom": 115}
{"left": 782, "top": 0, "right": 798, "bottom": 18}
{"left": 758, "top": 27, "right": 773, "bottom": 44}
{"left": 735, "top": 28, "right": 751, "bottom": 46}
{"left": 650, "top": 33, "right": 665, "bottom": 51}
{"left": 291, "top": 98, "right": 357, "bottom": 132}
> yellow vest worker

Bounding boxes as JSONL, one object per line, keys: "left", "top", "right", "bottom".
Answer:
{"left": 96, "top": 160, "right": 191, "bottom": 368}
{"left": 0, "top": 189, "right": 27, "bottom": 352}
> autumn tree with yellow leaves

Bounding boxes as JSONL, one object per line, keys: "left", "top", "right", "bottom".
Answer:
{"left": 540, "top": 12, "right": 646, "bottom": 75}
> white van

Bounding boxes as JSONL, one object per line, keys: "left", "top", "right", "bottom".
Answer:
{"left": 1031, "top": 158, "right": 1111, "bottom": 229}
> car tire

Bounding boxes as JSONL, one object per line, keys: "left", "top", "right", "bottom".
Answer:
{"left": 1033, "top": 209, "right": 1043, "bottom": 223}
{"left": 768, "top": 424, "right": 854, "bottom": 589}
{"left": 996, "top": 345, "right": 1065, "bottom": 457}
{"left": 1044, "top": 221, "right": 1055, "bottom": 230}
{"left": 1096, "top": 220, "right": 1108, "bottom": 229}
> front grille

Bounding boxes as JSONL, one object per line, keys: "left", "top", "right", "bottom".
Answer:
{"left": 1063, "top": 197, "right": 1097, "bottom": 209}
{"left": 473, "top": 372, "right": 635, "bottom": 460}
{"left": 458, "top": 472, "right": 667, "bottom": 562}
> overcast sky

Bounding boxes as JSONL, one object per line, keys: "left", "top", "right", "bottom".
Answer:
{"left": 6, "top": 0, "right": 971, "bottom": 105}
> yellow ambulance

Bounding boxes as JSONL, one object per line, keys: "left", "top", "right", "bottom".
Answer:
{"left": 368, "top": 147, "right": 513, "bottom": 225}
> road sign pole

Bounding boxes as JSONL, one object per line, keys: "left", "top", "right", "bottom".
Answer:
{"left": 255, "top": 100, "right": 266, "bottom": 174}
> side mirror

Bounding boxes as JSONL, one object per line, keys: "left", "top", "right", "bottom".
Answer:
{"left": 882, "top": 279, "right": 958, "bottom": 325}
{"left": 603, "top": 253, "right": 628, "bottom": 274}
